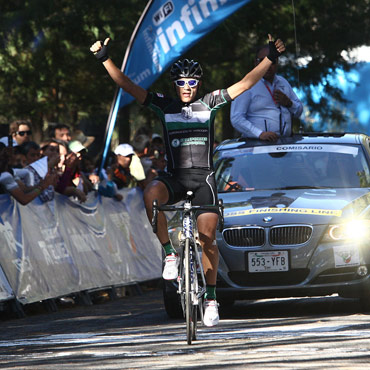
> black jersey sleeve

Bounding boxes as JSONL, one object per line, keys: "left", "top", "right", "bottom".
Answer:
{"left": 201, "top": 89, "right": 232, "bottom": 110}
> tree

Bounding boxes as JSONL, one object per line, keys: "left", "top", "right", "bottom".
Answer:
{"left": 0, "top": 0, "right": 140, "bottom": 140}
{"left": 1, "top": 0, "right": 370, "bottom": 142}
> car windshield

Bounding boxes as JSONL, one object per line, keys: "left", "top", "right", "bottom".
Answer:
{"left": 214, "top": 143, "right": 370, "bottom": 192}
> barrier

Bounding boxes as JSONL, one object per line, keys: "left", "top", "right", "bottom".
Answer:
{"left": 0, "top": 188, "right": 162, "bottom": 305}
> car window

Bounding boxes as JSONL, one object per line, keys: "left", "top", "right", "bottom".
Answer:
{"left": 214, "top": 144, "right": 370, "bottom": 191}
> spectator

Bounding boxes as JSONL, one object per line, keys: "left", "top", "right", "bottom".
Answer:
{"left": 5, "top": 144, "right": 33, "bottom": 187}
{"left": 98, "top": 151, "right": 123, "bottom": 201}
{"left": 0, "top": 120, "right": 32, "bottom": 147}
{"left": 131, "top": 134, "right": 156, "bottom": 189}
{"left": 230, "top": 44, "right": 303, "bottom": 141}
{"left": 19, "top": 141, "right": 41, "bottom": 165}
{"left": 113, "top": 143, "right": 136, "bottom": 189}
{"left": 151, "top": 133, "right": 164, "bottom": 147}
{"left": 69, "top": 140, "right": 87, "bottom": 156}
{"left": 10, "top": 120, "right": 33, "bottom": 146}
{"left": 54, "top": 151, "right": 87, "bottom": 203}
{"left": 134, "top": 125, "right": 152, "bottom": 139}
{"left": 14, "top": 141, "right": 59, "bottom": 202}
{"left": 52, "top": 139, "right": 69, "bottom": 174}
{"left": 68, "top": 140, "right": 94, "bottom": 194}
{"left": 24, "top": 143, "right": 58, "bottom": 203}
{"left": 11, "top": 145, "right": 27, "bottom": 169}
{"left": 40, "top": 141, "right": 61, "bottom": 172}
{"left": 148, "top": 144, "right": 167, "bottom": 175}
{"left": 40, "top": 139, "right": 87, "bottom": 203}
{"left": 149, "top": 133, "right": 166, "bottom": 173}
{"left": 49, "top": 122, "right": 71, "bottom": 143}
{"left": 80, "top": 153, "right": 99, "bottom": 189}
{"left": 0, "top": 145, "right": 57, "bottom": 205}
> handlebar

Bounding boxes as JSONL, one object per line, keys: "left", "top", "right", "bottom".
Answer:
{"left": 151, "top": 198, "right": 224, "bottom": 233}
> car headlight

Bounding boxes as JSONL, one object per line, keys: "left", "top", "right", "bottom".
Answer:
{"left": 322, "top": 219, "right": 370, "bottom": 242}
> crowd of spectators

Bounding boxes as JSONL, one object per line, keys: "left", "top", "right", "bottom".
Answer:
{"left": 0, "top": 119, "right": 167, "bottom": 206}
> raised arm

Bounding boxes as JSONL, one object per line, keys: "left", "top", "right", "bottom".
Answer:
{"left": 227, "top": 35, "right": 285, "bottom": 100}
{"left": 90, "top": 38, "right": 148, "bottom": 105}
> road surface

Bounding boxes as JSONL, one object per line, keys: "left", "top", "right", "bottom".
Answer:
{"left": 0, "top": 284, "right": 370, "bottom": 369}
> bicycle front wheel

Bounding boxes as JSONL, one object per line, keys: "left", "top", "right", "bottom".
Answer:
{"left": 191, "top": 266, "right": 198, "bottom": 342}
{"left": 185, "top": 237, "right": 195, "bottom": 345}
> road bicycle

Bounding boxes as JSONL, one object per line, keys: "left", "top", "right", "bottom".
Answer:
{"left": 152, "top": 191, "right": 224, "bottom": 345}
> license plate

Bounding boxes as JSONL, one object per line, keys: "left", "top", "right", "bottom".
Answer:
{"left": 248, "top": 251, "right": 289, "bottom": 272}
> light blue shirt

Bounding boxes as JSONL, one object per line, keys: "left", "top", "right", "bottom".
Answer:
{"left": 230, "top": 75, "right": 303, "bottom": 138}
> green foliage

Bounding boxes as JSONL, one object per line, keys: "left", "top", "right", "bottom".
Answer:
{"left": 1, "top": 0, "right": 370, "bottom": 141}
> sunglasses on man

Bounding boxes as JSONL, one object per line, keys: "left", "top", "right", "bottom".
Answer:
{"left": 174, "top": 79, "right": 199, "bottom": 88}
{"left": 16, "top": 130, "right": 32, "bottom": 136}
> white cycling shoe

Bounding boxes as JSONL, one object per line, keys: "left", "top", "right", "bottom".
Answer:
{"left": 162, "top": 254, "right": 179, "bottom": 280}
{"left": 203, "top": 299, "right": 219, "bottom": 327}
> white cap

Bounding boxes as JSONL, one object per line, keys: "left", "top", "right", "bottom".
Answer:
{"left": 69, "top": 140, "right": 87, "bottom": 153}
{"left": 152, "top": 133, "right": 161, "bottom": 139}
{"left": 114, "top": 143, "right": 134, "bottom": 157}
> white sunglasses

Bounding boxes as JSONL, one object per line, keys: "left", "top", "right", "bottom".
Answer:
{"left": 174, "top": 79, "right": 199, "bottom": 88}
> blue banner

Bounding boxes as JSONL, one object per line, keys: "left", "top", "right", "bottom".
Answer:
{"left": 119, "top": 0, "right": 251, "bottom": 107}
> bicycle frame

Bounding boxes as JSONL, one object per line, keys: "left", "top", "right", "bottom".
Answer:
{"left": 177, "top": 203, "right": 207, "bottom": 325}
{"left": 151, "top": 191, "right": 224, "bottom": 344}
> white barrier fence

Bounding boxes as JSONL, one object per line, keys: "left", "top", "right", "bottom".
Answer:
{"left": 0, "top": 188, "right": 162, "bottom": 305}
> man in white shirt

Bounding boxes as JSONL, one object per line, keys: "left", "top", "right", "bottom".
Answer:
{"left": 230, "top": 45, "right": 303, "bottom": 141}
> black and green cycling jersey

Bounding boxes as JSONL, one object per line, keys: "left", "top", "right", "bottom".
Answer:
{"left": 143, "top": 89, "right": 232, "bottom": 172}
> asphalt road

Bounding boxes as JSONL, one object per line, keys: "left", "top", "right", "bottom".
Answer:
{"left": 1, "top": 283, "right": 370, "bottom": 369}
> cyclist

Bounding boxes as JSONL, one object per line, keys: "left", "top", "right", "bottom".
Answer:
{"left": 90, "top": 35, "right": 285, "bottom": 326}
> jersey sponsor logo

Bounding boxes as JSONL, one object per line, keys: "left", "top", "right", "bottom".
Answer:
{"left": 165, "top": 110, "right": 211, "bottom": 123}
{"left": 156, "top": 93, "right": 164, "bottom": 98}
{"left": 171, "top": 138, "right": 180, "bottom": 147}
{"left": 180, "top": 137, "right": 207, "bottom": 146}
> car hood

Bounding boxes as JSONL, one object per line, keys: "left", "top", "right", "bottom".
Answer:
{"left": 220, "top": 188, "right": 370, "bottom": 226}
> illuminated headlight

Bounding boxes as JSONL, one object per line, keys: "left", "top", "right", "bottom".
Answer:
{"left": 323, "top": 219, "right": 370, "bottom": 242}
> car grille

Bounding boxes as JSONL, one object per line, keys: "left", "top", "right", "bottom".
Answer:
{"left": 223, "top": 227, "right": 265, "bottom": 247}
{"left": 222, "top": 225, "right": 312, "bottom": 247}
{"left": 270, "top": 225, "right": 312, "bottom": 245}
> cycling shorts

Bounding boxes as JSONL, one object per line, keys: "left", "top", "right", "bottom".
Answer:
{"left": 157, "top": 168, "right": 218, "bottom": 215}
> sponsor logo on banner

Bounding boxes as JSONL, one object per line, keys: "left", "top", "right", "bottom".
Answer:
{"left": 153, "top": 1, "right": 174, "bottom": 26}
{"left": 119, "top": 0, "right": 251, "bottom": 108}
{"left": 225, "top": 207, "right": 343, "bottom": 218}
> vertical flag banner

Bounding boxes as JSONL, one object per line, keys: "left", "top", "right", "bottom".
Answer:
{"left": 120, "top": 0, "right": 251, "bottom": 107}
{"left": 100, "top": 0, "right": 251, "bottom": 173}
